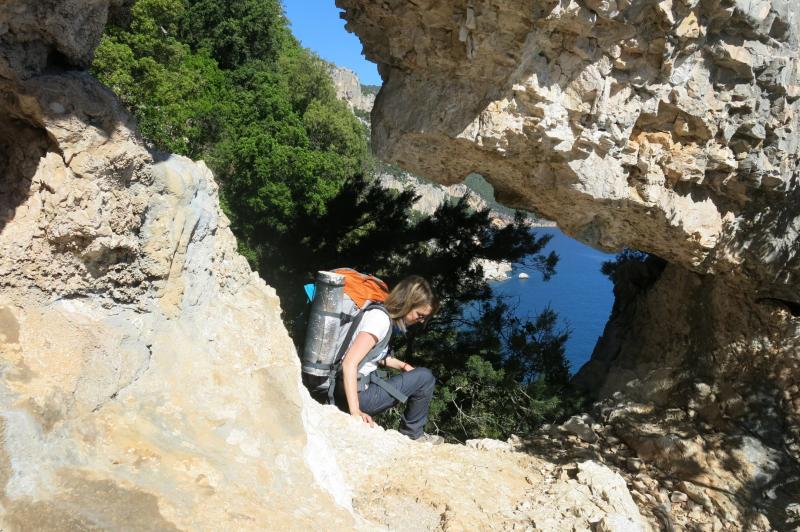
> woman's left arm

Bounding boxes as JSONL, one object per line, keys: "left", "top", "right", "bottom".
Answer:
{"left": 383, "top": 356, "right": 414, "bottom": 372}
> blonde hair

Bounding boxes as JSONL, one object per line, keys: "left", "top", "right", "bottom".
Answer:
{"left": 384, "top": 276, "right": 438, "bottom": 332}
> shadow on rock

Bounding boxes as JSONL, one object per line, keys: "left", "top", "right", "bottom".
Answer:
{"left": 0, "top": 108, "right": 51, "bottom": 234}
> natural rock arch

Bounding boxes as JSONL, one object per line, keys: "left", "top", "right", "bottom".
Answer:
{"left": 338, "top": 0, "right": 800, "bottom": 523}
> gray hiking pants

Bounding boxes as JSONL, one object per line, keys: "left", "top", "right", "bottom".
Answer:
{"left": 339, "top": 367, "right": 436, "bottom": 440}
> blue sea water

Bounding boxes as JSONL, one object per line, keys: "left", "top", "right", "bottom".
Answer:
{"left": 490, "top": 227, "right": 616, "bottom": 374}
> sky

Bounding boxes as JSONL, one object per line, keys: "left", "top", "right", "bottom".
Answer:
{"left": 282, "top": 0, "right": 382, "bottom": 86}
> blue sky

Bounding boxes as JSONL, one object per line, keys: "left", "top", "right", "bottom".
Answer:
{"left": 282, "top": 0, "right": 382, "bottom": 86}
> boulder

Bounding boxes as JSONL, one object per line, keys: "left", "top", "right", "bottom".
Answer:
{"left": 562, "top": 414, "right": 599, "bottom": 443}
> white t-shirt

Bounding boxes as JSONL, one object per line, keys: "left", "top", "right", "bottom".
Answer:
{"left": 343, "top": 308, "right": 391, "bottom": 376}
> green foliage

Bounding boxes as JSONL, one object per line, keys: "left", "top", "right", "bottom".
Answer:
{"left": 361, "top": 84, "right": 380, "bottom": 96}
{"left": 601, "top": 249, "right": 650, "bottom": 282}
{"left": 92, "top": 0, "right": 579, "bottom": 443}
{"left": 93, "top": 0, "right": 230, "bottom": 156}
{"left": 93, "top": 0, "right": 368, "bottom": 236}
{"left": 179, "top": 0, "right": 290, "bottom": 69}
{"left": 375, "top": 297, "right": 577, "bottom": 442}
{"left": 430, "top": 356, "right": 562, "bottom": 441}
{"left": 396, "top": 297, "right": 573, "bottom": 442}
{"left": 277, "top": 47, "right": 338, "bottom": 114}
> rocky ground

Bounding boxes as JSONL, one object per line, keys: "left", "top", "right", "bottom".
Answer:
{"left": 312, "top": 401, "right": 654, "bottom": 531}
{"left": 527, "top": 401, "right": 800, "bottom": 531}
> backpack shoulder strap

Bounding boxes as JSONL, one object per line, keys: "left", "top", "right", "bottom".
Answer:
{"left": 368, "top": 372, "right": 408, "bottom": 403}
{"left": 355, "top": 303, "right": 392, "bottom": 370}
{"left": 332, "top": 309, "right": 367, "bottom": 365}
{"left": 327, "top": 303, "right": 393, "bottom": 405}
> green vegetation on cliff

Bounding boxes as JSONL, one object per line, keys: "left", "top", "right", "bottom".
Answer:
{"left": 92, "top": 0, "right": 579, "bottom": 442}
{"left": 93, "top": 0, "right": 368, "bottom": 245}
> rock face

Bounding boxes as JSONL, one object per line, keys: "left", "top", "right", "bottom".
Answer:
{"left": 377, "top": 171, "right": 547, "bottom": 229}
{"left": 0, "top": 28, "right": 349, "bottom": 525}
{"left": 338, "top": 0, "right": 800, "bottom": 525}
{"left": 329, "top": 65, "right": 375, "bottom": 114}
{"left": 338, "top": 0, "right": 800, "bottom": 286}
{"left": 0, "top": 1, "right": 651, "bottom": 530}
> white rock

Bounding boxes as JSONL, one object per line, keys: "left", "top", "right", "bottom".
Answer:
{"left": 562, "top": 415, "right": 599, "bottom": 443}
{"left": 328, "top": 65, "right": 375, "bottom": 114}
{"left": 466, "top": 438, "right": 514, "bottom": 452}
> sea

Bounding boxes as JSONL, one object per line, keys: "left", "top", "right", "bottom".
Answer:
{"left": 490, "top": 227, "right": 616, "bottom": 374}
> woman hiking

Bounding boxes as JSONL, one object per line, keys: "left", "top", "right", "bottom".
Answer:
{"left": 336, "top": 275, "right": 443, "bottom": 443}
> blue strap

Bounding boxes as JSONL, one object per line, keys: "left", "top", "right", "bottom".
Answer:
{"left": 304, "top": 283, "right": 316, "bottom": 303}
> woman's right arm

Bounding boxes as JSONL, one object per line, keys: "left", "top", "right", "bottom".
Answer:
{"left": 341, "top": 331, "right": 378, "bottom": 426}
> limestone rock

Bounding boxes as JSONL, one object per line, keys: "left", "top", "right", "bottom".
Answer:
{"left": 0, "top": 0, "right": 110, "bottom": 80}
{"left": 576, "top": 461, "right": 644, "bottom": 528}
{"left": 670, "top": 491, "right": 688, "bottom": 503}
{"left": 528, "top": 461, "right": 650, "bottom": 531}
{"left": 339, "top": 0, "right": 800, "bottom": 286}
{"left": 473, "top": 258, "right": 513, "bottom": 282}
{"left": 562, "top": 414, "right": 599, "bottom": 443}
{"left": 0, "top": 60, "right": 356, "bottom": 527}
{"left": 465, "top": 437, "right": 513, "bottom": 452}
{"left": 329, "top": 65, "right": 375, "bottom": 114}
{"left": 787, "top": 502, "right": 800, "bottom": 523}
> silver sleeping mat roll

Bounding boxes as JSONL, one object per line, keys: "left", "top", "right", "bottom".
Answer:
{"left": 302, "top": 270, "right": 345, "bottom": 377}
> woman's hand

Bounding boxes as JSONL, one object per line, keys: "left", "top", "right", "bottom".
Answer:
{"left": 402, "top": 363, "right": 415, "bottom": 372}
{"left": 352, "top": 411, "right": 374, "bottom": 427}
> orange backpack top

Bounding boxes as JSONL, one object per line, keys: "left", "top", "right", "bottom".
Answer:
{"left": 333, "top": 268, "right": 389, "bottom": 309}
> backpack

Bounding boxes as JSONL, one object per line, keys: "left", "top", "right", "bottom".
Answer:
{"left": 301, "top": 269, "right": 407, "bottom": 405}
{"left": 333, "top": 268, "right": 389, "bottom": 308}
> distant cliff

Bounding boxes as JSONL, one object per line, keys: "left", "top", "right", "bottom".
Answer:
{"left": 377, "top": 170, "right": 555, "bottom": 231}
{"left": 328, "top": 65, "right": 375, "bottom": 115}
